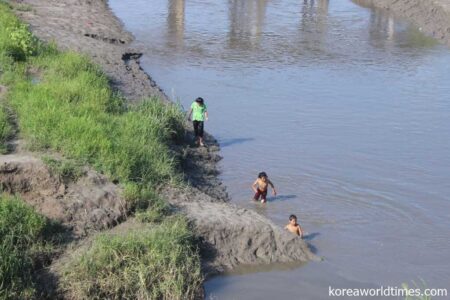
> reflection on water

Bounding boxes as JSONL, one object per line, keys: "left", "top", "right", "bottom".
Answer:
{"left": 298, "top": 0, "right": 329, "bottom": 54}
{"left": 228, "top": 0, "right": 268, "bottom": 49}
{"left": 156, "top": 0, "right": 437, "bottom": 65}
{"left": 167, "top": 0, "right": 185, "bottom": 48}
{"left": 300, "top": 0, "right": 330, "bottom": 29}
{"left": 109, "top": 0, "right": 450, "bottom": 299}
{"left": 354, "top": 0, "right": 438, "bottom": 48}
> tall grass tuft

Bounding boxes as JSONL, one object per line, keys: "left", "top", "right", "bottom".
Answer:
{"left": 0, "top": 102, "right": 13, "bottom": 153}
{"left": 0, "top": 195, "right": 54, "bottom": 299}
{"left": 63, "top": 216, "right": 203, "bottom": 300}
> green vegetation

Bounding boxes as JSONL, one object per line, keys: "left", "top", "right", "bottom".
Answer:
{"left": 63, "top": 216, "right": 202, "bottom": 300}
{"left": 1, "top": 3, "right": 185, "bottom": 189}
{"left": 0, "top": 3, "right": 202, "bottom": 299}
{"left": 0, "top": 102, "right": 13, "bottom": 153}
{"left": 2, "top": 51, "right": 185, "bottom": 188}
{"left": 0, "top": 195, "right": 56, "bottom": 299}
{"left": 42, "top": 156, "right": 84, "bottom": 182}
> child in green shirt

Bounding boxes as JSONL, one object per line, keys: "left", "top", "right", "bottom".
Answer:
{"left": 187, "top": 97, "right": 208, "bottom": 146}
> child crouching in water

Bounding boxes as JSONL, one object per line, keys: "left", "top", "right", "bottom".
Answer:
{"left": 285, "top": 214, "right": 304, "bottom": 238}
{"left": 251, "top": 171, "right": 276, "bottom": 203}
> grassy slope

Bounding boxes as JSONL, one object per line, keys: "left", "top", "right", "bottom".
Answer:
{"left": 0, "top": 3, "right": 201, "bottom": 299}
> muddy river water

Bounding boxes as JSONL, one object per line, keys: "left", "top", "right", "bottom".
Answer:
{"left": 109, "top": 0, "right": 450, "bottom": 298}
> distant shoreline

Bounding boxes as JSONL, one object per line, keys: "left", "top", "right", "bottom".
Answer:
{"left": 354, "top": 0, "right": 450, "bottom": 48}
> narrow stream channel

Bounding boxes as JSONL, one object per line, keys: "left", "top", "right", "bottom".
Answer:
{"left": 109, "top": 0, "right": 450, "bottom": 299}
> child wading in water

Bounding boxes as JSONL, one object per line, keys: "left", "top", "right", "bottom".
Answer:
{"left": 251, "top": 172, "right": 276, "bottom": 203}
{"left": 187, "top": 97, "right": 208, "bottom": 147}
{"left": 285, "top": 214, "right": 304, "bottom": 238}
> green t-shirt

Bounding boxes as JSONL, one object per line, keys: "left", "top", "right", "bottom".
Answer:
{"left": 191, "top": 102, "right": 207, "bottom": 121}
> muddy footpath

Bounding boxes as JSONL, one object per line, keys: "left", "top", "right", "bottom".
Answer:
{"left": 2, "top": 0, "right": 317, "bottom": 297}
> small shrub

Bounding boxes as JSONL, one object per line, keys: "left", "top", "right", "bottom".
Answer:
{"left": 0, "top": 3, "right": 37, "bottom": 62}
{"left": 6, "top": 23, "right": 37, "bottom": 61}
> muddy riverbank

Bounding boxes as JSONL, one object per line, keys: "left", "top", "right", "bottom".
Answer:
{"left": 5, "top": 0, "right": 316, "bottom": 294}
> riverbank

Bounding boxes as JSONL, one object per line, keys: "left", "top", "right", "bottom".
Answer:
{"left": 353, "top": 0, "right": 450, "bottom": 48}
{"left": 1, "top": 0, "right": 316, "bottom": 298}
{"left": 0, "top": 3, "right": 204, "bottom": 298}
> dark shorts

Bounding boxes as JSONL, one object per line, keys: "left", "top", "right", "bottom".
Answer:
{"left": 193, "top": 120, "right": 204, "bottom": 138}
{"left": 253, "top": 189, "right": 267, "bottom": 201}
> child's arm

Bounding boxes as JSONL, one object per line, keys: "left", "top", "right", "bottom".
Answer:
{"left": 251, "top": 179, "right": 258, "bottom": 193}
{"left": 204, "top": 111, "right": 209, "bottom": 121}
{"left": 298, "top": 225, "right": 304, "bottom": 239}
{"left": 187, "top": 108, "right": 193, "bottom": 121}
{"left": 268, "top": 180, "right": 277, "bottom": 195}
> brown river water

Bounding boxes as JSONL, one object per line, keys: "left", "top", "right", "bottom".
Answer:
{"left": 109, "top": 0, "right": 450, "bottom": 298}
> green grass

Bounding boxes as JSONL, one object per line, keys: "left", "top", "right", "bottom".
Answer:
{"left": 63, "top": 216, "right": 202, "bottom": 300}
{"left": 0, "top": 2, "right": 185, "bottom": 204}
{"left": 3, "top": 51, "right": 185, "bottom": 187}
{"left": 42, "top": 156, "right": 85, "bottom": 182}
{"left": 0, "top": 102, "right": 13, "bottom": 153}
{"left": 0, "top": 3, "right": 185, "bottom": 190}
{"left": 0, "top": 195, "right": 56, "bottom": 299}
{"left": 0, "top": 3, "right": 202, "bottom": 299}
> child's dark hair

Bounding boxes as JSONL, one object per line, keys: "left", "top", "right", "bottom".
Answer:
{"left": 195, "top": 97, "right": 204, "bottom": 104}
{"left": 289, "top": 214, "right": 297, "bottom": 221}
{"left": 258, "top": 171, "right": 267, "bottom": 178}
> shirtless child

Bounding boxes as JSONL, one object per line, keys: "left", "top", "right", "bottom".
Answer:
{"left": 285, "top": 214, "right": 304, "bottom": 238}
{"left": 251, "top": 172, "right": 277, "bottom": 203}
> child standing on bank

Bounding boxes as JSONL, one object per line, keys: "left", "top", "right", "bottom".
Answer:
{"left": 251, "top": 171, "right": 277, "bottom": 203}
{"left": 187, "top": 97, "right": 208, "bottom": 147}
{"left": 285, "top": 214, "right": 304, "bottom": 238}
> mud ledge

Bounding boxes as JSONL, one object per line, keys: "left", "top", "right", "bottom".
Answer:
{"left": 6, "top": 0, "right": 317, "bottom": 294}
{"left": 353, "top": 0, "right": 450, "bottom": 48}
